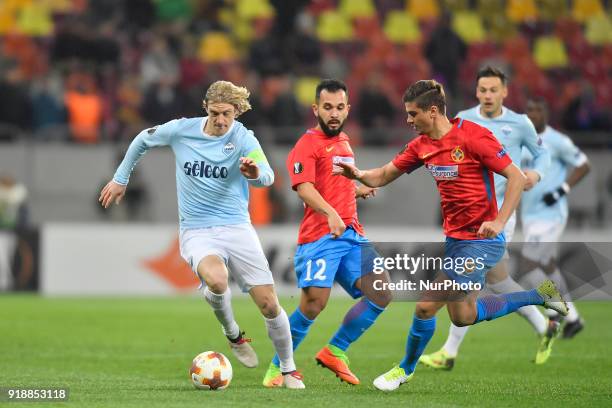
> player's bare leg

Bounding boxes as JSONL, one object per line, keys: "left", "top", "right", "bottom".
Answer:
{"left": 250, "top": 284, "right": 304, "bottom": 389}
{"left": 198, "top": 255, "right": 257, "bottom": 368}
{"left": 299, "top": 286, "right": 332, "bottom": 320}
{"left": 295, "top": 287, "right": 365, "bottom": 385}
{"left": 317, "top": 275, "right": 392, "bottom": 385}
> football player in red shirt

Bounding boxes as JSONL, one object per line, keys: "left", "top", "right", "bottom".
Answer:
{"left": 263, "top": 79, "right": 391, "bottom": 387}
{"left": 334, "top": 80, "right": 568, "bottom": 391}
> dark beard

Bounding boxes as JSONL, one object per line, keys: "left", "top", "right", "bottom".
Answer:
{"left": 318, "top": 115, "right": 345, "bottom": 137}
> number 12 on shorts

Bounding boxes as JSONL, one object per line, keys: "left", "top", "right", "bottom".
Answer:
{"left": 304, "top": 259, "right": 327, "bottom": 281}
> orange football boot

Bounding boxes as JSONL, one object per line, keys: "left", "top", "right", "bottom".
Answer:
{"left": 315, "top": 345, "right": 360, "bottom": 385}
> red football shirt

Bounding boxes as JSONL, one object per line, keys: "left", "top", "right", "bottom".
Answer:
{"left": 287, "top": 128, "right": 364, "bottom": 244}
{"left": 392, "top": 118, "right": 512, "bottom": 240}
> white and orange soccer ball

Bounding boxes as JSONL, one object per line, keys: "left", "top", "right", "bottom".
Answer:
{"left": 190, "top": 351, "right": 233, "bottom": 390}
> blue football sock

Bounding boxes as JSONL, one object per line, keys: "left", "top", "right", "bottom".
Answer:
{"left": 329, "top": 298, "right": 385, "bottom": 351}
{"left": 399, "top": 315, "right": 436, "bottom": 375}
{"left": 272, "top": 307, "right": 314, "bottom": 367}
{"left": 475, "top": 289, "right": 544, "bottom": 323}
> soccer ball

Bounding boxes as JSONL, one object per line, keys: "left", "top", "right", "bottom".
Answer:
{"left": 190, "top": 351, "right": 233, "bottom": 390}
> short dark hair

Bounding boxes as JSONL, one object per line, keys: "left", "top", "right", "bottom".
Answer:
{"left": 526, "top": 96, "right": 549, "bottom": 112}
{"left": 315, "top": 79, "right": 348, "bottom": 103}
{"left": 403, "top": 80, "right": 446, "bottom": 114}
{"left": 527, "top": 96, "right": 548, "bottom": 107}
{"left": 476, "top": 65, "right": 507, "bottom": 85}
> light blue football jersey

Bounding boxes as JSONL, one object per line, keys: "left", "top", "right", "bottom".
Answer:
{"left": 521, "top": 126, "right": 587, "bottom": 223}
{"left": 113, "top": 117, "right": 274, "bottom": 230}
{"left": 456, "top": 105, "right": 550, "bottom": 206}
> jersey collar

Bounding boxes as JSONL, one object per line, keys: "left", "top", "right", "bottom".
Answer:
{"left": 475, "top": 105, "right": 507, "bottom": 121}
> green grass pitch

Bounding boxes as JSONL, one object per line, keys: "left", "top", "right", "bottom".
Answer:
{"left": 1, "top": 295, "right": 611, "bottom": 407}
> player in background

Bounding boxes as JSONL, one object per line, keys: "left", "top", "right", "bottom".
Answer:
{"left": 263, "top": 79, "right": 389, "bottom": 387}
{"left": 420, "top": 66, "right": 558, "bottom": 368}
{"left": 99, "top": 81, "right": 304, "bottom": 389}
{"left": 519, "top": 97, "right": 590, "bottom": 338}
{"left": 334, "top": 79, "right": 567, "bottom": 391}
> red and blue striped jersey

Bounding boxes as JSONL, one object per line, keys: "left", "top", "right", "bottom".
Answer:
{"left": 392, "top": 118, "right": 512, "bottom": 240}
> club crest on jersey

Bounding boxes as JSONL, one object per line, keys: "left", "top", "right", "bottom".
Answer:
{"left": 294, "top": 162, "right": 303, "bottom": 174}
{"left": 501, "top": 125, "right": 513, "bottom": 135}
{"left": 332, "top": 156, "right": 355, "bottom": 174}
{"left": 332, "top": 156, "right": 355, "bottom": 165}
{"left": 426, "top": 164, "right": 458, "bottom": 180}
{"left": 223, "top": 142, "right": 236, "bottom": 156}
{"left": 450, "top": 146, "right": 464, "bottom": 163}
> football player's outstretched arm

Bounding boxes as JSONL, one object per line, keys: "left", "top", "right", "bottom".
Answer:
{"left": 99, "top": 121, "right": 175, "bottom": 209}
{"left": 333, "top": 161, "right": 403, "bottom": 188}
{"left": 296, "top": 182, "right": 346, "bottom": 238}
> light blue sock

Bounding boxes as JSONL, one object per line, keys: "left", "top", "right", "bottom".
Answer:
{"left": 475, "top": 289, "right": 544, "bottom": 323}
{"left": 272, "top": 308, "right": 314, "bottom": 367}
{"left": 399, "top": 315, "right": 436, "bottom": 375}
{"left": 329, "top": 298, "right": 385, "bottom": 351}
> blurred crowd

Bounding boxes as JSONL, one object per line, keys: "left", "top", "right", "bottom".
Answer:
{"left": 0, "top": 0, "right": 610, "bottom": 145}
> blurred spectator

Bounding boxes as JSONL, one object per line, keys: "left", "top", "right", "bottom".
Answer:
{"left": 95, "top": 22, "right": 121, "bottom": 68}
{"left": 2, "top": 34, "right": 46, "bottom": 79}
{"left": 0, "top": 174, "right": 27, "bottom": 230}
{"left": 286, "top": 11, "right": 323, "bottom": 75}
{"left": 248, "top": 19, "right": 288, "bottom": 76}
{"left": 89, "top": 0, "right": 123, "bottom": 23}
{"left": 0, "top": 1, "right": 609, "bottom": 145}
{"left": 140, "top": 36, "right": 179, "bottom": 90}
{"left": 0, "top": 173, "right": 28, "bottom": 291}
{"left": 256, "top": 75, "right": 303, "bottom": 128}
{"left": 563, "top": 82, "right": 612, "bottom": 131}
{"left": 191, "top": 0, "right": 226, "bottom": 32}
{"left": 356, "top": 71, "right": 396, "bottom": 145}
{"left": 179, "top": 36, "right": 207, "bottom": 92}
{"left": 270, "top": 0, "right": 309, "bottom": 37}
{"left": 425, "top": 12, "right": 467, "bottom": 96}
{"left": 142, "top": 82, "right": 184, "bottom": 125}
{"left": 123, "top": 0, "right": 156, "bottom": 31}
{"left": 0, "top": 67, "right": 32, "bottom": 137}
{"left": 51, "top": 20, "right": 119, "bottom": 67}
{"left": 64, "top": 71, "right": 103, "bottom": 143}
{"left": 30, "top": 76, "right": 67, "bottom": 136}
{"left": 115, "top": 74, "right": 146, "bottom": 140}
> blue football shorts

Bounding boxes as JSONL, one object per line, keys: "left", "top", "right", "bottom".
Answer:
{"left": 442, "top": 233, "right": 506, "bottom": 287}
{"left": 294, "top": 226, "right": 378, "bottom": 299}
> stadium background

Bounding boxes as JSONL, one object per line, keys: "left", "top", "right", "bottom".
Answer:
{"left": 0, "top": 1, "right": 611, "bottom": 406}
{"left": 0, "top": 0, "right": 610, "bottom": 294}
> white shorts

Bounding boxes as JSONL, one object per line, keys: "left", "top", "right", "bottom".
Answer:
{"left": 504, "top": 211, "right": 517, "bottom": 243}
{"left": 179, "top": 223, "right": 274, "bottom": 292}
{"left": 521, "top": 220, "right": 565, "bottom": 265}
{"left": 501, "top": 211, "right": 517, "bottom": 260}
